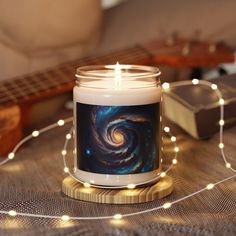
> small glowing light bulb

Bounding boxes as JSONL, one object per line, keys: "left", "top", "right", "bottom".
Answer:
{"left": 162, "top": 82, "right": 170, "bottom": 90}
{"left": 32, "top": 130, "right": 39, "bottom": 137}
{"left": 192, "top": 79, "right": 199, "bottom": 85}
{"left": 61, "top": 215, "right": 70, "bottom": 221}
{"left": 160, "top": 172, "right": 166, "bottom": 178}
{"left": 211, "top": 84, "right": 218, "bottom": 90}
{"left": 163, "top": 202, "right": 172, "bottom": 209}
{"left": 58, "top": 120, "right": 65, "bottom": 126}
{"left": 127, "top": 184, "right": 136, "bottom": 189}
{"left": 172, "top": 159, "right": 177, "bottom": 165}
{"left": 164, "top": 126, "right": 170, "bottom": 133}
{"left": 219, "top": 120, "right": 224, "bottom": 126}
{"left": 113, "top": 214, "right": 122, "bottom": 220}
{"left": 171, "top": 136, "right": 176, "bottom": 142}
{"left": 8, "top": 210, "right": 17, "bottom": 216}
{"left": 64, "top": 167, "right": 69, "bottom": 173}
{"left": 206, "top": 183, "right": 214, "bottom": 190}
{"left": 219, "top": 143, "right": 224, "bottom": 149}
{"left": 174, "top": 147, "right": 179, "bottom": 152}
{"left": 226, "top": 163, "right": 231, "bottom": 168}
{"left": 61, "top": 150, "right": 67, "bottom": 155}
{"left": 83, "top": 182, "right": 91, "bottom": 188}
{"left": 66, "top": 134, "right": 72, "bottom": 140}
{"left": 8, "top": 152, "right": 15, "bottom": 160}
{"left": 219, "top": 99, "right": 224, "bottom": 105}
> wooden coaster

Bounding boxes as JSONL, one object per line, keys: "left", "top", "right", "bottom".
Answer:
{"left": 62, "top": 175, "right": 173, "bottom": 204}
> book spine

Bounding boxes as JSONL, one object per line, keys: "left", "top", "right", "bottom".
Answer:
{"left": 196, "top": 100, "right": 236, "bottom": 139}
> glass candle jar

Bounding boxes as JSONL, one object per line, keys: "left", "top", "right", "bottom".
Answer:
{"left": 73, "top": 64, "right": 162, "bottom": 186}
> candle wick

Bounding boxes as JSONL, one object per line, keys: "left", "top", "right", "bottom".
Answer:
{"left": 115, "top": 62, "right": 121, "bottom": 90}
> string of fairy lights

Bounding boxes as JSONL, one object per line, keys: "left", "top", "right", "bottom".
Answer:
{"left": 0, "top": 79, "right": 235, "bottom": 222}
{"left": 61, "top": 124, "right": 178, "bottom": 190}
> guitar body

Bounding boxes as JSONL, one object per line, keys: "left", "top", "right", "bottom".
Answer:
{"left": 0, "top": 38, "right": 234, "bottom": 157}
{"left": 0, "top": 93, "right": 70, "bottom": 157}
{"left": 0, "top": 105, "right": 22, "bottom": 156}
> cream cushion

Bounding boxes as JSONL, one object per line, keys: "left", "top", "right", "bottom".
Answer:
{"left": 0, "top": 0, "right": 101, "bottom": 80}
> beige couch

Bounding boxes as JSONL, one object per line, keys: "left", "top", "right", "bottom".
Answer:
{"left": 1, "top": 0, "right": 236, "bottom": 81}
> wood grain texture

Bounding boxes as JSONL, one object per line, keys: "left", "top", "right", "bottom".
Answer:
{"left": 0, "top": 105, "right": 22, "bottom": 155}
{"left": 62, "top": 175, "right": 173, "bottom": 204}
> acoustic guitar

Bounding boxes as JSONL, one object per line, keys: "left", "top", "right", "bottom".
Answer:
{"left": 0, "top": 38, "right": 234, "bottom": 156}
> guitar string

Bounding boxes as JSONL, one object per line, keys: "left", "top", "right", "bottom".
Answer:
{"left": 72, "top": 46, "right": 150, "bottom": 64}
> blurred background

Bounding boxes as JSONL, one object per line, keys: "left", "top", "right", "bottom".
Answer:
{"left": 1, "top": 0, "right": 236, "bottom": 81}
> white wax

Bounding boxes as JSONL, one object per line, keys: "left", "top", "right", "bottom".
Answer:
{"left": 73, "top": 80, "right": 161, "bottom": 106}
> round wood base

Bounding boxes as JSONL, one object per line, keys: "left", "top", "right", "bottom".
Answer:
{"left": 62, "top": 175, "right": 173, "bottom": 204}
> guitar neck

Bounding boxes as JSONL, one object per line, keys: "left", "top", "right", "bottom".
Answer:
{"left": 0, "top": 39, "right": 234, "bottom": 108}
{"left": 0, "top": 45, "right": 151, "bottom": 107}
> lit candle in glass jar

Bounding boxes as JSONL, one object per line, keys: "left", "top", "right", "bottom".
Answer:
{"left": 73, "top": 64, "right": 162, "bottom": 186}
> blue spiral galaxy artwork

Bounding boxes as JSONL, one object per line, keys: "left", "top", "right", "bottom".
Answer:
{"left": 76, "top": 103, "right": 160, "bottom": 175}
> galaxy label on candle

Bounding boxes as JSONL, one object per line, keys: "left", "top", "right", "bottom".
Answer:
{"left": 76, "top": 102, "right": 160, "bottom": 175}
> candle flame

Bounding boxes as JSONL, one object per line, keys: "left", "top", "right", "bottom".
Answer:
{"left": 105, "top": 62, "right": 126, "bottom": 89}
{"left": 115, "top": 62, "right": 121, "bottom": 81}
